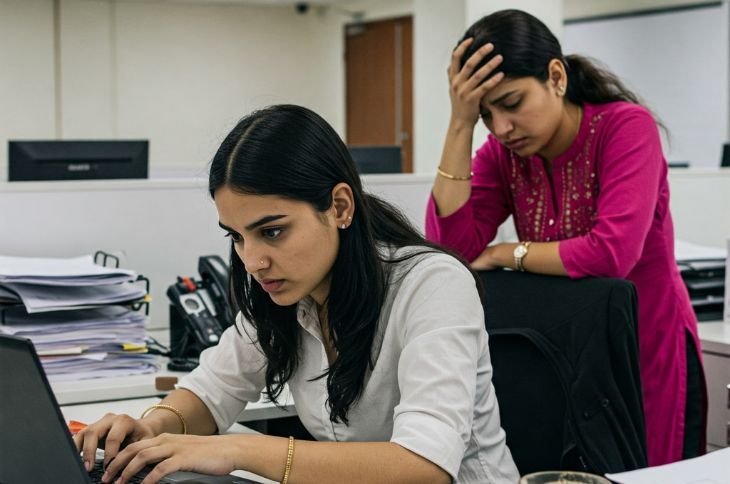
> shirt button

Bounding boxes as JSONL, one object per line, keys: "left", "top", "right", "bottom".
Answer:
{"left": 548, "top": 218, "right": 555, "bottom": 226}
{"left": 546, "top": 237, "right": 551, "bottom": 241}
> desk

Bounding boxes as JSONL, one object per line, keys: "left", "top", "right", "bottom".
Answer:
{"left": 59, "top": 399, "right": 276, "bottom": 484}
{"left": 51, "top": 368, "right": 296, "bottom": 423}
{"left": 698, "top": 320, "right": 730, "bottom": 449}
{"left": 50, "top": 328, "right": 296, "bottom": 421}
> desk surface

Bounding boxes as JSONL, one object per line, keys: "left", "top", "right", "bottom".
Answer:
{"left": 59, "top": 399, "right": 276, "bottom": 484}
{"left": 698, "top": 320, "right": 730, "bottom": 355}
{"left": 51, "top": 366, "right": 296, "bottom": 422}
{"left": 50, "top": 328, "right": 296, "bottom": 421}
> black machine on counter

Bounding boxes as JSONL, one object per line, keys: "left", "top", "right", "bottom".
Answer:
{"left": 678, "top": 258, "right": 726, "bottom": 322}
{"left": 166, "top": 255, "right": 233, "bottom": 370}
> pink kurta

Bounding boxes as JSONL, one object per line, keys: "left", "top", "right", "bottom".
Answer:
{"left": 426, "top": 101, "right": 704, "bottom": 466}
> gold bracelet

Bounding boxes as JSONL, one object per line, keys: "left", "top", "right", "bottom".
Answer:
{"left": 281, "top": 436, "right": 295, "bottom": 484}
{"left": 140, "top": 404, "right": 187, "bottom": 435}
{"left": 437, "top": 166, "right": 473, "bottom": 181}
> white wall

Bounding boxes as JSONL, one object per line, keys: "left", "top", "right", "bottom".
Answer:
{"left": 563, "top": 0, "right": 720, "bottom": 20}
{"left": 7, "top": 0, "right": 725, "bottom": 176}
{"left": 412, "top": 0, "right": 466, "bottom": 175}
{"left": 1, "top": 0, "right": 346, "bottom": 179}
{"left": 0, "top": 0, "right": 56, "bottom": 149}
{"left": 562, "top": 2, "right": 730, "bottom": 167}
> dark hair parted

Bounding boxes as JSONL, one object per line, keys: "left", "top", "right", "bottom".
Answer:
{"left": 209, "top": 104, "right": 469, "bottom": 424}
{"left": 460, "top": 9, "right": 644, "bottom": 107}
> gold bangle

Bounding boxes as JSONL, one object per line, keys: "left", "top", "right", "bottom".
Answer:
{"left": 281, "top": 436, "right": 295, "bottom": 484}
{"left": 140, "top": 404, "right": 187, "bottom": 435}
{"left": 437, "top": 166, "right": 473, "bottom": 181}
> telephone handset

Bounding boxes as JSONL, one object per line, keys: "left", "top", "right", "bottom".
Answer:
{"left": 167, "top": 255, "right": 233, "bottom": 368}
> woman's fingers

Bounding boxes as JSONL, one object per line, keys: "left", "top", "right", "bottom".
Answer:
{"left": 100, "top": 414, "right": 138, "bottom": 468}
{"left": 464, "top": 53, "right": 503, "bottom": 92}
{"left": 448, "top": 37, "right": 474, "bottom": 79}
{"left": 453, "top": 42, "right": 496, "bottom": 84}
{"left": 74, "top": 412, "right": 119, "bottom": 472}
{"left": 103, "top": 435, "right": 162, "bottom": 484}
{"left": 448, "top": 40, "right": 504, "bottom": 124}
{"left": 74, "top": 426, "right": 100, "bottom": 472}
{"left": 472, "top": 56, "right": 505, "bottom": 98}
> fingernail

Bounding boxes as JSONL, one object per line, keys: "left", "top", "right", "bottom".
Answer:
{"left": 85, "top": 460, "right": 92, "bottom": 472}
{"left": 101, "top": 471, "right": 108, "bottom": 482}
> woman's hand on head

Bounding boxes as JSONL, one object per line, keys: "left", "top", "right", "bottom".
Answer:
{"left": 100, "top": 434, "right": 240, "bottom": 484}
{"left": 448, "top": 38, "right": 504, "bottom": 128}
{"left": 73, "top": 412, "right": 157, "bottom": 474}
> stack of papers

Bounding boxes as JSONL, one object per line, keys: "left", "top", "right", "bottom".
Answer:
{"left": 0, "top": 254, "right": 159, "bottom": 380}
{"left": 0, "top": 254, "right": 137, "bottom": 285}
{"left": 1, "top": 282, "right": 147, "bottom": 313}
{"left": 0, "top": 255, "right": 143, "bottom": 312}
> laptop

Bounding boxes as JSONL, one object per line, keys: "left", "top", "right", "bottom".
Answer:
{"left": 0, "top": 333, "right": 258, "bottom": 484}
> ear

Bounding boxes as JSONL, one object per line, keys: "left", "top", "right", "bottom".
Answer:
{"left": 547, "top": 58, "right": 568, "bottom": 96}
{"left": 330, "top": 182, "right": 355, "bottom": 229}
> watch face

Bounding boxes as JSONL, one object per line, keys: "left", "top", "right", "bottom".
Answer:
{"left": 514, "top": 245, "right": 528, "bottom": 258}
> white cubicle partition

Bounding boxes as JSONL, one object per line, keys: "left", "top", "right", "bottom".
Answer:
{"left": 1, "top": 169, "right": 729, "bottom": 328}
{"left": 0, "top": 178, "right": 225, "bottom": 328}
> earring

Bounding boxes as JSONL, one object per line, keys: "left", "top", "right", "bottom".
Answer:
{"left": 259, "top": 258, "right": 265, "bottom": 265}
{"left": 340, "top": 224, "right": 346, "bottom": 229}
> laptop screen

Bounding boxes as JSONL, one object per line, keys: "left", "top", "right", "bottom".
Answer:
{"left": 0, "top": 334, "right": 91, "bottom": 483}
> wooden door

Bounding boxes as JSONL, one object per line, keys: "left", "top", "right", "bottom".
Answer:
{"left": 345, "top": 16, "right": 413, "bottom": 173}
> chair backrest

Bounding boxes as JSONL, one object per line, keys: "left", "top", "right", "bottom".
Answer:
{"left": 478, "top": 270, "right": 647, "bottom": 475}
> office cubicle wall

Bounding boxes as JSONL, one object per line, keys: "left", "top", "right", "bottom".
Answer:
{"left": 1, "top": 170, "right": 728, "bottom": 328}
{"left": 0, "top": 175, "right": 434, "bottom": 329}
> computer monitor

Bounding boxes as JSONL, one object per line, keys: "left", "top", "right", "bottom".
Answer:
{"left": 8, "top": 140, "right": 149, "bottom": 181}
{"left": 721, "top": 142, "right": 730, "bottom": 167}
{"left": 348, "top": 145, "right": 402, "bottom": 174}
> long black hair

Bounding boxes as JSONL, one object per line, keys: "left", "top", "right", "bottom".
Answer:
{"left": 209, "top": 104, "right": 467, "bottom": 424}
{"left": 460, "top": 9, "right": 645, "bottom": 107}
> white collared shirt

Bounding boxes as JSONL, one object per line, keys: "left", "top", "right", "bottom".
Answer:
{"left": 178, "top": 247, "right": 518, "bottom": 483}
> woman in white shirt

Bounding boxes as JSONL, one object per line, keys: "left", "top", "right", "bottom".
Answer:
{"left": 74, "top": 104, "right": 518, "bottom": 484}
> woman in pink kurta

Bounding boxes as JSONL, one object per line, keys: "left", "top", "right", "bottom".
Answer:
{"left": 426, "top": 9, "right": 706, "bottom": 467}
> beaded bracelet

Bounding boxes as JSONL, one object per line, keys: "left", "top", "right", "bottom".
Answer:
{"left": 281, "top": 436, "right": 295, "bottom": 484}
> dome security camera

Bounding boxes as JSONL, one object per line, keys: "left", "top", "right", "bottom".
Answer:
{"left": 295, "top": 3, "right": 310, "bottom": 14}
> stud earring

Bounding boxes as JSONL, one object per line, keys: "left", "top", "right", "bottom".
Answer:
{"left": 260, "top": 258, "right": 265, "bottom": 265}
{"left": 340, "top": 224, "right": 346, "bottom": 229}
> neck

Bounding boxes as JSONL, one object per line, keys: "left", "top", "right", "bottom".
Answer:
{"left": 540, "top": 102, "right": 583, "bottom": 162}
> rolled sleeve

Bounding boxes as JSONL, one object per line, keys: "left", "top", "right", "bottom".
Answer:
{"left": 392, "top": 412, "right": 467, "bottom": 479}
{"left": 389, "top": 256, "right": 486, "bottom": 479}
{"left": 177, "top": 313, "right": 267, "bottom": 433}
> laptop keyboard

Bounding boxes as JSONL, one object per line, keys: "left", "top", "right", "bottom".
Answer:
{"left": 90, "top": 460, "right": 146, "bottom": 484}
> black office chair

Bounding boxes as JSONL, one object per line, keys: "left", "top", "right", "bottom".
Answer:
{"left": 478, "top": 270, "right": 648, "bottom": 475}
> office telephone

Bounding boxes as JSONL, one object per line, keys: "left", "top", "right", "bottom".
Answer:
{"left": 166, "top": 255, "right": 233, "bottom": 369}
